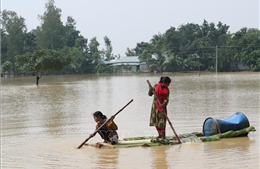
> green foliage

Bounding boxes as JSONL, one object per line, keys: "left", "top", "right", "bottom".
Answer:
{"left": 2, "top": 1, "right": 259, "bottom": 75}
{"left": 102, "top": 36, "right": 113, "bottom": 60}
{"left": 125, "top": 48, "right": 136, "bottom": 56}
{"left": 88, "top": 37, "right": 101, "bottom": 64}
{"left": 246, "top": 50, "right": 260, "bottom": 71}
{"left": 126, "top": 42, "right": 151, "bottom": 56}
{"left": 139, "top": 34, "right": 168, "bottom": 72}
{"left": 122, "top": 64, "right": 132, "bottom": 72}
{"left": 164, "top": 54, "right": 184, "bottom": 72}
{"left": 139, "top": 49, "right": 153, "bottom": 71}
{"left": 2, "top": 61, "right": 12, "bottom": 73}
{"left": 136, "top": 20, "right": 259, "bottom": 72}
{"left": 1, "top": 10, "right": 27, "bottom": 74}
{"left": 95, "top": 64, "right": 115, "bottom": 74}
{"left": 15, "top": 49, "right": 72, "bottom": 73}
{"left": 60, "top": 46, "right": 85, "bottom": 73}
{"left": 35, "top": 0, "right": 65, "bottom": 49}
{"left": 24, "top": 31, "right": 37, "bottom": 53}
{"left": 64, "top": 16, "right": 79, "bottom": 47}
{"left": 1, "top": 31, "right": 8, "bottom": 63}
{"left": 228, "top": 28, "right": 260, "bottom": 71}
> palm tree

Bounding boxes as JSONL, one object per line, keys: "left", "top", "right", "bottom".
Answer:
{"left": 149, "top": 33, "right": 168, "bottom": 72}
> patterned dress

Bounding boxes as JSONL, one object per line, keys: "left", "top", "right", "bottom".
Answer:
{"left": 97, "top": 119, "right": 119, "bottom": 144}
{"left": 149, "top": 83, "right": 170, "bottom": 131}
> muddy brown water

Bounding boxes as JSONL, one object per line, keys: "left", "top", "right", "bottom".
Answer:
{"left": 1, "top": 72, "right": 259, "bottom": 169}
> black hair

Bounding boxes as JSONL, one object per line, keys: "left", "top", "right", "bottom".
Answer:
{"left": 159, "top": 76, "right": 171, "bottom": 84}
{"left": 93, "top": 111, "right": 107, "bottom": 119}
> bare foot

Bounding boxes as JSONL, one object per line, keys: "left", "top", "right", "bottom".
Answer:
{"left": 156, "top": 135, "right": 162, "bottom": 140}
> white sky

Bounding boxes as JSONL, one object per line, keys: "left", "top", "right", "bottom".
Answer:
{"left": 1, "top": 0, "right": 259, "bottom": 56}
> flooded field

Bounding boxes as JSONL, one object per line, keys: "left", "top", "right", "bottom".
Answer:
{"left": 1, "top": 72, "right": 259, "bottom": 169}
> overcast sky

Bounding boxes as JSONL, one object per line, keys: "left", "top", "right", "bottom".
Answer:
{"left": 2, "top": 0, "right": 259, "bottom": 56}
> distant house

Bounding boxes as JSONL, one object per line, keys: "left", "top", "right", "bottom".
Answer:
{"left": 104, "top": 56, "right": 150, "bottom": 73}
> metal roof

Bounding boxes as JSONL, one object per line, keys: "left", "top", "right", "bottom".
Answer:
{"left": 104, "top": 56, "right": 141, "bottom": 65}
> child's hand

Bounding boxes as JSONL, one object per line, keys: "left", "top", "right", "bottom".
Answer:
{"left": 110, "top": 115, "right": 115, "bottom": 121}
{"left": 107, "top": 120, "right": 113, "bottom": 127}
{"left": 160, "top": 102, "right": 166, "bottom": 109}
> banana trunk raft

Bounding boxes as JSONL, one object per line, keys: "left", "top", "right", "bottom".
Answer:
{"left": 84, "top": 126, "right": 256, "bottom": 149}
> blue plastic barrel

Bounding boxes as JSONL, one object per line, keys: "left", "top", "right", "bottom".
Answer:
{"left": 203, "top": 112, "right": 250, "bottom": 136}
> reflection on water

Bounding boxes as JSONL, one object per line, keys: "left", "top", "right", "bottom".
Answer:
{"left": 151, "top": 146, "right": 169, "bottom": 169}
{"left": 95, "top": 149, "right": 120, "bottom": 169}
{"left": 201, "top": 137, "right": 258, "bottom": 169}
{"left": 1, "top": 73, "right": 259, "bottom": 169}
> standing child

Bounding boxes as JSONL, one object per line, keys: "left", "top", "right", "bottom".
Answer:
{"left": 148, "top": 76, "right": 171, "bottom": 139}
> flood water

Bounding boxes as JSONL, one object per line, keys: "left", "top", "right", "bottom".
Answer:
{"left": 1, "top": 72, "right": 259, "bottom": 169}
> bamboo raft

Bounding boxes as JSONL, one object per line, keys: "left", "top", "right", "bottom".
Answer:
{"left": 85, "top": 126, "right": 256, "bottom": 149}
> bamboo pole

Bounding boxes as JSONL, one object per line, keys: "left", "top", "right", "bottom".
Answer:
{"left": 146, "top": 80, "right": 181, "bottom": 144}
{"left": 77, "top": 99, "right": 133, "bottom": 149}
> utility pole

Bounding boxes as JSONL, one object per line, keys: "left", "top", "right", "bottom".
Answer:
{"left": 216, "top": 46, "right": 218, "bottom": 74}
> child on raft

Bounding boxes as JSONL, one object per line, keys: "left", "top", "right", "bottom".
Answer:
{"left": 89, "top": 111, "right": 119, "bottom": 144}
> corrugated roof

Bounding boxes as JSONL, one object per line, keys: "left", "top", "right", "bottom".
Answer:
{"left": 115, "top": 56, "right": 140, "bottom": 63}
{"left": 104, "top": 56, "right": 141, "bottom": 65}
{"left": 110, "top": 63, "right": 140, "bottom": 66}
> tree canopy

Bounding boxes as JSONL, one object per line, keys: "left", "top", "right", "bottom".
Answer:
{"left": 15, "top": 49, "right": 72, "bottom": 74}
{"left": 1, "top": 0, "right": 259, "bottom": 76}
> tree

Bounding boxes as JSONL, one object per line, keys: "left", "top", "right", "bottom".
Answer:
{"left": 125, "top": 48, "right": 136, "bottom": 56}
{"left": 34, "top": 0, "right": 65, "bottom": 49}
{"left": 125, "top": 42, "right": 150, "bottom": 56}
{"left": 60, "top": 46, "right": 85, "bottom": 73}
{"left": 228, "top": 28, "right": 260, "bottom": 71}
{"left": 24, "top": 31, "right": 38, "bottom": 53}
{"left": 1, "top": 30, "right": 8, "bottom": 64}
{"left": 148, "top": 33, "right": 168, "bottom": 72}
{"left": 163, "top": 26, "right": 182, "bottom": 54}
{"left": 164, "top": 53, "right": 184, "bottom": 72}
{"left": 239, "top": 28, "right": 260, "bottom": 71}
{"left": 246, "top": 50, "right": 260, "bottom": 71}
{"left": 15, "top": 49, "right": 72, "bottom": 85}
{"left": 102, "top": 36, "right": 113, "bottom": 60}
{"left": 88, "top": 37, "right": 101, "bottom": 64}
{"left": 64, "top": 16, "right": 81, "bottom": 47}
{"left": 1, "top": 10, "right": 27, "bottom": 75}
{"left": 2, "top": 61, "right": 12, "bottom": 76}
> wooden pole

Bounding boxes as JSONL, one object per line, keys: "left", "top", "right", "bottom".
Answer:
{"left": 216, "top": 45, "right": 218, "bottom": 75}
{"left": 146, "top": 80, "right": 181, "bottom": 144}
